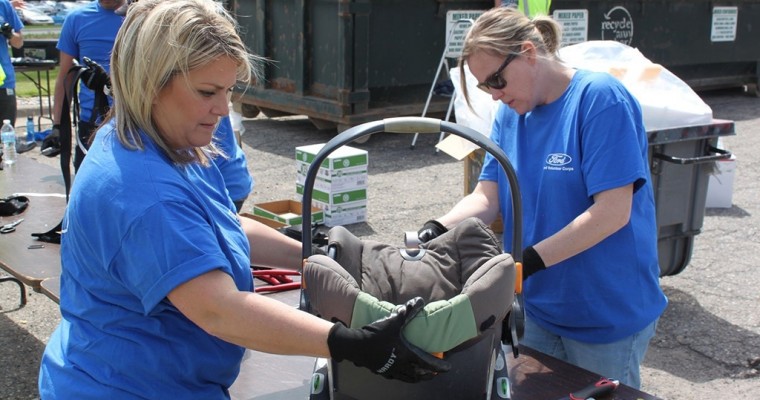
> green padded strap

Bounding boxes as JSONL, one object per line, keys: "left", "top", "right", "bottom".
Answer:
{"left": 350, "top": 292, "right": 478, "bottom": 353}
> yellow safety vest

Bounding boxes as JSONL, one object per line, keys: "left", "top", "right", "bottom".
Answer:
{"left": 518, "top": 0, "right": 552, "bottom": 17}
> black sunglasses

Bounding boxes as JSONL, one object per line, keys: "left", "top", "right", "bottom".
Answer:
{"left": 476, "top": 53, "right": 517, "bottom": 93}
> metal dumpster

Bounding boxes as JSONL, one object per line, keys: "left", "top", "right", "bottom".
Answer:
{"left": 227, "top": 0, "right": 492, "bottom": 131}
{"left": 550, "top": 0, "right": 760, "bottom": 92}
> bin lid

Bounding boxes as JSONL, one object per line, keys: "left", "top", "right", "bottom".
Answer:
{"left": 648, "top": 119, "right": 735, "bottom": 145}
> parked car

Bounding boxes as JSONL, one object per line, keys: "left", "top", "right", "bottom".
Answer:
{"left": 15, "top": 7, "right": 54, "bottom": 25}
{"left": 26, "top": 1, "right": 57, "bottom": 15}
{"left": 52, "top": 1, "right": 85, "bottom": 24}
{"left": 54, "top": 1, "right": 85, "bottom": 15}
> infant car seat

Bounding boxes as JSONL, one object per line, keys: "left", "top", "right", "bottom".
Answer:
{"left": 303, "top": 217, "right": 516, "bottom": 400}
{"left": 298, "top": 116, "right": 525, "bottom": 399}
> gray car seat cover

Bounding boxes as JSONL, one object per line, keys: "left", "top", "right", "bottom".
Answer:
{"left": 303, "top": 217, "right": 515, "bottom": 353}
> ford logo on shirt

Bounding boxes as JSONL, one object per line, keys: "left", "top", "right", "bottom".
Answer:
{"left": 546, "top": 153, "right": 572, "bottom": 166}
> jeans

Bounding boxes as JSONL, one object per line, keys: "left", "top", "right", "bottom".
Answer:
{"left": 521, "top": 316, "right": 658, "bottom": 389}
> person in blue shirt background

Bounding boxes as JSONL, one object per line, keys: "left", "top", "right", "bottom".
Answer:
{"left": 215, "top": 115, "right": 254, "bottom": 212}
{"left": 0, "top": 0, "right": 24, "bottom": 125}
{"left": 51, "top": 0, "right": 124, "bottom": 171}
{"left": 38, "top": 1, "right": 449, "bottom": 397}
{"left": 416, "top": 7, "right": 666, "bottom": 389}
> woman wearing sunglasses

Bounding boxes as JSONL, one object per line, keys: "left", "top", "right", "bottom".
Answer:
{"left": 415, "top": 7, "right": 667, "bottom": 389}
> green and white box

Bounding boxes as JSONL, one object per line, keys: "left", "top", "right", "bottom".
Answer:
{"left": 296, "top": 184, "right": 368, "bottom": 227}
{"left": 296, "top": 171, "right": 368, "bottom": 193}
{"left": 295, "top": 143, "right": 369, "bottom": 226}
{"left": 296, "top": 185, "right": 367, "bottom": 206}
{"left": 311, "top": 199, "right": 368, "bottom": 227}
{"left": 295, "top": 144, "right": 368, "bottom": 185}
{"left": 322, "top": 203, "right": 368, "bottom": 226}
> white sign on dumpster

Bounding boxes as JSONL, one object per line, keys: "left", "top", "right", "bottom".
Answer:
{"left": 445, "top": 11, "right": 484, "bottom": 58}
{"left": 553, "top": 9, "right": 588, "bottom": 47}
{"left": 711, "top": 6, "right": 738, "bottom": 42}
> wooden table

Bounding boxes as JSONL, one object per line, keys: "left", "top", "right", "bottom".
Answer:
{"left": 1, "top": 158, "right": 661, "bottom": 400}
{"left": 0, "top": 156, "right": 65, "bottom": 303}
{"left": 229, "top": 289, "right": 662, "bottom": 400}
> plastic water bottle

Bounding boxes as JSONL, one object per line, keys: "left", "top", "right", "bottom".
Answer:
{"left": 26, "top": 116, "right": 35, "bottom": 143}
{"left": 1, "top": 119, "right": 17, "bottom": 165}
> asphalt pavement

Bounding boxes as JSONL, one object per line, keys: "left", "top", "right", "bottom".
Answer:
{"left": 1, "top": 87, "right": 759, "bottom": 399}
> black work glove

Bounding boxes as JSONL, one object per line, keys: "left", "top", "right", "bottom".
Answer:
{"left": 41, "top": 125, "right": 61, "bottom": 157}
{"left": 1, "top": 23, "right": 12, "bottom": 40}
{"left": 417, "top": 220, "right": 447, "bottom": 244}
{"left": 521, "top": 245, "right": 546, "bottom": 281}
{"left": 327, "top": 297, "right": 451, "bottom": 383}
{"left": 80, "top": 57, "right": 111, "bottom": 95}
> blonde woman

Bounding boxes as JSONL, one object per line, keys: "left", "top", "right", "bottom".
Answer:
{"left": 38, "top": 1, "right": 449, "bottom": 398}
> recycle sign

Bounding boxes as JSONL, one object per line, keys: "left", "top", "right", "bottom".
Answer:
{"left": 601, "top": 6, "right": 634, "bottom": 45}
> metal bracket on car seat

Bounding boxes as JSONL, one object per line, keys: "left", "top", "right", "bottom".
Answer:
{"left": 399, "top": 248, "right": 426, "bottom": 261}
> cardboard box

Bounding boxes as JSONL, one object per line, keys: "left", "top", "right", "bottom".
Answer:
{"left": 296, "top": 160, "right": 368, "bottom": 180}
{"left": 252, "top": 200, "right": 324, "bottom": 226}
{"left": 464, "top": 148, "right": 485, "bottom": 196}
{"left": 323, "top": 207, "right": 367, "bottom": 226}
{"left": 463, "top": 148, "right": 503, "bottom": 233}
{"left": 308, "top": 200, "right": 368, "bottom": 227}
{"left": 239, "top": 213, "right": 287, "bottom": 230}
{"left": 296, "top": 169, "right": 368, "bottom": 193}
{"left": 706, "top": 155, "right": 736, "bottom": 208}
{"left": 296, "top": 184, "right": 367, "bottom": 206}
{"left": 295, "top": 143, "right": 369, "bottom": 226}
{"left": 295, "top": 143, "right": 368, "bottom": 174}
{"left": 296, "top": 185, "right": 368, "bottom": 227}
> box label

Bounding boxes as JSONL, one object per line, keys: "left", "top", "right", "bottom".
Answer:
{"left": 296, "top": 170, "right": 368, "bottom": 192}
{"left": 297, "top": 184, "right": 367, "bottom": 205}
{"left": 296, "top": 160, "right": 368, "bottom": 179}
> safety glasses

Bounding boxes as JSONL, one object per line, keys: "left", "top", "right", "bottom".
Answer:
{"left": 476, "top": 53, "right": 517, "bottom": 93}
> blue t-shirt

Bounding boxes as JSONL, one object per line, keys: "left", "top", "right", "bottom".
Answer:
{"left": 0, "top": 1, "right": 24, "bottom": 89}
{"left": 39, "top": 121, "right": 254, "bottom": 399}
{"left": 56, "top": 1, "right": 123, "bottom": 121}
{"left": 480, "top": 70, "right": 667, "bottom": 343}
{"left": 214, "top": 116, "right": 254, "bottom": 202}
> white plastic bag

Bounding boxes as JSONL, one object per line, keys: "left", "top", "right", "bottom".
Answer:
{"left": 558, "top": 41, "right": 713, "bottom": 131}
{"left": 229, "top": 102, "right": 245, "bottom": 136}
{"left": 436, "top": 65, "right": 500, "bottom": 159}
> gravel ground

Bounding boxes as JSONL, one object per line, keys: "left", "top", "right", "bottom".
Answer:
{"left": 2, "top": 88, "right": 759, "bottom": 399}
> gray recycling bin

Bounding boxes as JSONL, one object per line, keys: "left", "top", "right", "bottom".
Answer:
{"left": 648, "top": 120, "right": 734, "bottom": 276}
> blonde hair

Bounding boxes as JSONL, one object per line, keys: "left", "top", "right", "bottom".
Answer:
{"left": 458, "top": 7, "right": 562, "bottom": 107}
{"left": 109, "top": 0, "right": 263, "bottom": 165}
